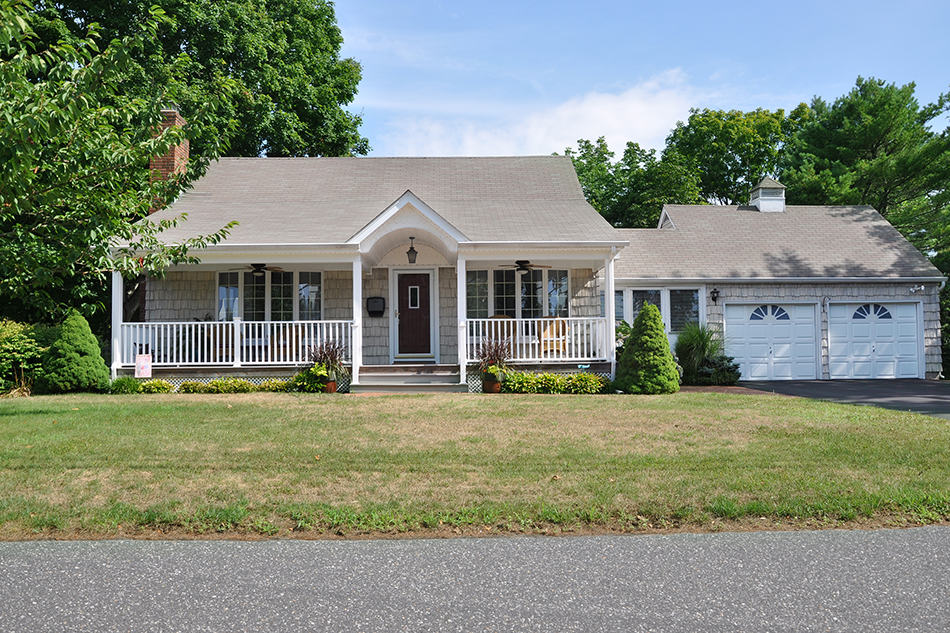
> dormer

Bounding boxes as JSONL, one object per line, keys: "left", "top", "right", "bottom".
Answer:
{"left": 750, "top": 177, "right": 786, "bottom": 212}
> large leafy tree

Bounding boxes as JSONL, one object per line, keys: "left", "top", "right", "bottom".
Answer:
{"left": 30, "top": 0, "right": 368, "bottom": 157}
{"left": 564, "top": 137, "right": 702, "bottom": 228}
{"left": 0, "top": 1, "right": 235, "bottom": 321}
{"left": 780, "top": 77, "right": 950, "bottom": 256}
{"left": 664, "top": 107, "right": 802, "bottom": 205}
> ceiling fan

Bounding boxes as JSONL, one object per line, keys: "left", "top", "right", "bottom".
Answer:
{"left": 227, "top": 263, "right": 285, "bottom": 277}
{"left": 499, "top": 260, "right": 552, "bottom": 275}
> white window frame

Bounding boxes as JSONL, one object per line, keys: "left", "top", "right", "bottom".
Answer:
{"left": 217, "top": 270, "right": 324, "bottom": 321}
{"left": 616, "top": 286, "right": 707, "bottom": 334}
{"left": 466, "top": 268, "right": 573, "bottom": 318}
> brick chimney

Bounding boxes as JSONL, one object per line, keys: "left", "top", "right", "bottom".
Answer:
{"left": 149, "top": 108, "right": 189, "bottom": 213}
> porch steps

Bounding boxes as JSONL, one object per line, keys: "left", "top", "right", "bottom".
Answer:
{"left": 351, "top": 364, "right": 468, "bottom": 393}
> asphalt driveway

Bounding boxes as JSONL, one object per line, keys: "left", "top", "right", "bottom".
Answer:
{"left": 742, "top": 379, "right": 950, "bottom": 419}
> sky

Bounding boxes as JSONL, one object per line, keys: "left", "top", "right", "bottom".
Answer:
{"left": 334, "top": 0, "right": 950, "bottom": 157}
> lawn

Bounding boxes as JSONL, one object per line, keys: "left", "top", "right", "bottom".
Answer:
{"left": 0, "top": 392, "right": 947, "bottom": 538}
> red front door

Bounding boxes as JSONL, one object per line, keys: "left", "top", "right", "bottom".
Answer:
{"left": 397, "top": 273, "right": 431, "bottom": 355}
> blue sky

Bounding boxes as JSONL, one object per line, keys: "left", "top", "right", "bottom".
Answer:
{"left": 335, "top": 1, "right": 950, "bottom": 156}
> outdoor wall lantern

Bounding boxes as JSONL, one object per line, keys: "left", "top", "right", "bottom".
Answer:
{"left": 406, "top": 237, "right": 418, "bottom": 264}
{"left": 710, "top": 287, "right": 720, "bottom": 303}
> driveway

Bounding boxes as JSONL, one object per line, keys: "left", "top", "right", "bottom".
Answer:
{"left": 0, "top": 528, "right": 948, "bottom": 632}
{"left": 742, "top": 379, "right": 950, "bottom": 419}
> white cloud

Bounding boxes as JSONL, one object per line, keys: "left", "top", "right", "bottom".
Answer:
{"left": 373, "top": 69, "right": 703, "bottom": 156}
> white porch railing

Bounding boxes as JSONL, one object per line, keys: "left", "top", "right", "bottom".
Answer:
{"left": 465, "top": 317, "right": 609, "bottom": 363}
{"left": 118, "top": 320, "right": 353, "bottom": 367}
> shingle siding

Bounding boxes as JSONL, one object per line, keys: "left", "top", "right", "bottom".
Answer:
{"left": 706, "top": 282, "right": 942, "bottom": 379}
{"left": 362, "top": 268, "right": 389, "bottom": 365}
{"left": 144, "top": 272, "right": 216, "bottom": 321}
{"left": 570, "top": 268, "right": 599, "bottom": 317}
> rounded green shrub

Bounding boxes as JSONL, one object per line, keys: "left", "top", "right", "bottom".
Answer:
{"left": 259, "top": 378, "right": 290, "bottom": 392}
{"left": 37, "top": 310, "right": 109, "bottom": 393}
{"left": 109, "top": 376, "right": 142, "bottom": 394}
{"left": 140, "top": 379, "right": 173, "bottom": 394}
{"left": 0, "top": 320, "right": 45, "bottom": 393}
{"left": 177, "top": 380, "right": 209, "bottom": 394}
{"left": 613, "top": 303, "right": 679, "bottom": 394}
{"left": 206, "top": 377, "right": 257, "bottom": 394}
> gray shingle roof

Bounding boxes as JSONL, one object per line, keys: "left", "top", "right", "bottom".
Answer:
{"left": 753, "top": 176, "right": 785, "bottom": 190}
{"left": 148, "top": 156, "right": 620, "bottom": 244}
{"left": 615, "top": 205, "right": 942, "bottom": 280}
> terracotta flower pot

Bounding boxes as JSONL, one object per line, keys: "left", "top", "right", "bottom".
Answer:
{"left": 482, "top": 376, "right": 501, "bottom": 393}
{"left": 324, "top": 380, "right": 337, "bottom": 394}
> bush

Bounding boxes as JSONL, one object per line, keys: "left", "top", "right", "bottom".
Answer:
{"left": 288, "top": 364, "right": 329, "bottom": 392}
{"left": 140, "top": 379, "right": 173, "bottom": 394}
{"left": 695, "top": 355, "right": 742, "bottom": 386}
{"left": 177, "top": 380, "right": 209, "bottom": 394}
{"left": 37, "top": 310, "right": 109, "bottom": 393}
{"left": 109, "top": 377, "right": 142, "bottom": 394}
{"left": 501, "top": 370, "right": 608, "bottom": 395}
{"left": 674, "top": 323, "right": 723, "bottom": 384}
{"left": 613, "top": 303, "right": 679, "bottom": 394}
{"left": 0, "top": 320, "right": 45, "bottom": 393}
{"left": 206, "top": 377, "right": 258, "bottom": 394}
{"left": 259, "top": 378, "right": 290, "bottom": 392}
{"left": 563, "top": 373, "right": 609, "bottom": 394}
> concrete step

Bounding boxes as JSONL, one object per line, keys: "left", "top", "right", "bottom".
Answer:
{"left": 349, "top": 382, "right": 468, "bottom": 394}
{"left": 358, "top": 373, "right": 461, "bottom": 385}
{"left": 362, "top": 364, "right": 460, "bottom": 375}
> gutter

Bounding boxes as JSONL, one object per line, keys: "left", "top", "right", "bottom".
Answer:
{"left": 614, "top": 276, "right": 947, "bottom": 284}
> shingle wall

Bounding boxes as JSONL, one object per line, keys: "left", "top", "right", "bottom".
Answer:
{"left": 705, "top": 282, "right": 942, "bottom": 379}
{"left": 439, "top": 267, "right": 458, "bottom": 364}
{"left": 362, "top": 268, "right": 390, "bottom": 365}
{"left": 323, "top": 271, "right": 353, "bottom": 320}
{"left": 570, "top": 269, "right": 599, "bottom": 317}
{"left": 145, "top": 272, "right": 216, "bottom": 321}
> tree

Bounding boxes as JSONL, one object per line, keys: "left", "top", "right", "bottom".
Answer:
{"left": 37, "top": 310, "right": 109, "bottom": 393}
{"left": 564, "top": 137, "right": 702, "bottom": 228}
{"left": 665, "top": 107, "right": 799, "bottom": 204}
{"left": 0, "top": 1, "right": 235, "bottom": 320}
{"left": 613, "top": 303, "right": 679, "bottom": 395}
{"left": 30, "top": 0, "right": 368, "bottom": 157}
{"left": 780, "top": 77, "right": 950, "bottom": 256}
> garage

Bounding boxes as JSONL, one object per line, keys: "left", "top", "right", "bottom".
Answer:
{"left": 724, "top": 303, "right": 818, "bottom": 380}
{"left": 828, "top": 303, "right": 921, "bottom": 379}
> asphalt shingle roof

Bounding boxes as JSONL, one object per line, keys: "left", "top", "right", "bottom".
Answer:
{"left": 148, "top": 156, "right": 620, "bottom": 244}
{"left": 615, "top": 204, "right": 942, "bottom": 280}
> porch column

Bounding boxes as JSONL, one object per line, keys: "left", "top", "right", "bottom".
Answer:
{"left": 110, "top": 271, "right": 122, "bottom": 379}
{"left": 605, "top": 250, "right": 617, "bottom": 380}
{"left": 351, "top": 255, "right": 363, "bottom": 385}
{"left": 457, "top": 253, "right": 467, "bottom": 386}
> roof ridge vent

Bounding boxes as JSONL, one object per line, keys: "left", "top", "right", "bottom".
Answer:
{"left": 750, "top": 177, "right": 785, "bottom": 212}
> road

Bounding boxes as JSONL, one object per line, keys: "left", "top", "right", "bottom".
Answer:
{"left": 1, "top": 527, "right": 948, "bottom": 632}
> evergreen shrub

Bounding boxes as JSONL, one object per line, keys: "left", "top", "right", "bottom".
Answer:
{"left": 613, "top": 303, "right": 679, "bottom": 394}
{"left": 38, "top": 311, "right": 109, "bottom": 393}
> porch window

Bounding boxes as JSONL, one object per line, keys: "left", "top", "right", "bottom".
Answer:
{"left": 547, "top": 270, "right": 569, "bottom": 317}
{"left": 614, "top": 290, "right": 624, "bottom": 324}
{"left": 669, "top": 289, "right": 699, "bottom": 332}
{"left": 466, "top": 271, "right": 489, "bottom": 318}
{"left": 630, "top": 289, "right": 662, "bottom": 323}
{"left": 493, "top": 270, "right": 516, "bottom": 317}
{"left": 243, "top": 272, "right": 266, "bottom": 321}
{"left": 270, "top": 271, "right": 294, "bottom": 321}
{"left": 217, "top": 272, "right": 239, "bottom": 321}
{"left": 298, "top": 272, "right": 322, "bottom": 320}
{"left": 520, "top": 270, "right": 544, "bottom": 318}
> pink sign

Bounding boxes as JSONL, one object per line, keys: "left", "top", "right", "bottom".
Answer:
{"left": 134, "top": 354, "right": 152, "bottom": 378}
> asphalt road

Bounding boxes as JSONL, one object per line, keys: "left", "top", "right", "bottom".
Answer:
{"left": 1, "top": 527, "right": 948, "bottom": 632}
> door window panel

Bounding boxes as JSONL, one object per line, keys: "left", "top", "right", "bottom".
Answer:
{"left": 243, "top": 273, "right": 266, "bottom": 321}
{"left": 630, "top": 290, "right": 662, "bottom": 323}
{"left": 669, "top": 289, "right": 699, "bottom": 332}
{"left": 466, "top": 271, "right": 489, "bottom": 318}
{"left": 521, "top": 270, "right": 543, "bottom": 318}
{"left": 270, "top": 271, "right": 294, "bottom": 321}
{"left": 298, "top": 272, "right": 321, "bottom": 320}
{"left": 217, "top": 272, "right": 239, "bottom": 321}
{"left": 493, "top": 270, "right": 516, "bottom": 317}
{"left": 547, "top": 270, "right": 569, "bottom": 317}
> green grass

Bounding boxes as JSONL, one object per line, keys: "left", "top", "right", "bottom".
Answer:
{"left": 0, "top": 392, "right": 947, "bottom": 537}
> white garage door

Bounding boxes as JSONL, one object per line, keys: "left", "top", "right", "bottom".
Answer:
{"left": 725, "top": 303, "right": 818, "bottom": 380}
{"left": 828, "top": 303, "right": 920, "bottom": 379}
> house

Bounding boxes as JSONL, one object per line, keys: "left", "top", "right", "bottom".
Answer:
{"left": 111, "top": 112, "right": 625, "bottom": 391}
{"left": 613, "top": 179, "right": 944, "bottom": 380}
{"left": 111, "top": 111, "right": 943, "bottom": 389}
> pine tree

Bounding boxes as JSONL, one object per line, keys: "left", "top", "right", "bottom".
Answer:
{"left": 39, "top": 311, "right": 110, "bottom": 393}
{"left": 614, "top": 303, "right": 680, "bottom": 394}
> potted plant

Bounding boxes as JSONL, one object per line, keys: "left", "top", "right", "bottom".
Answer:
{"left": 476, "top": 338, "right": 509, "bottom": 393}
{"left": 309, "top": 339, "right": 349, "bottom": 393}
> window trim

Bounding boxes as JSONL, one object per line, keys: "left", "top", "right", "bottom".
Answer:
{"left": 615, "top": 285, "right": 707, "bottom": 333}
{"left": 217, "top": 269, "right": 325, "bottom": 321}
{"left": 466, "top": 268, "right": 572, "bottom": 319}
